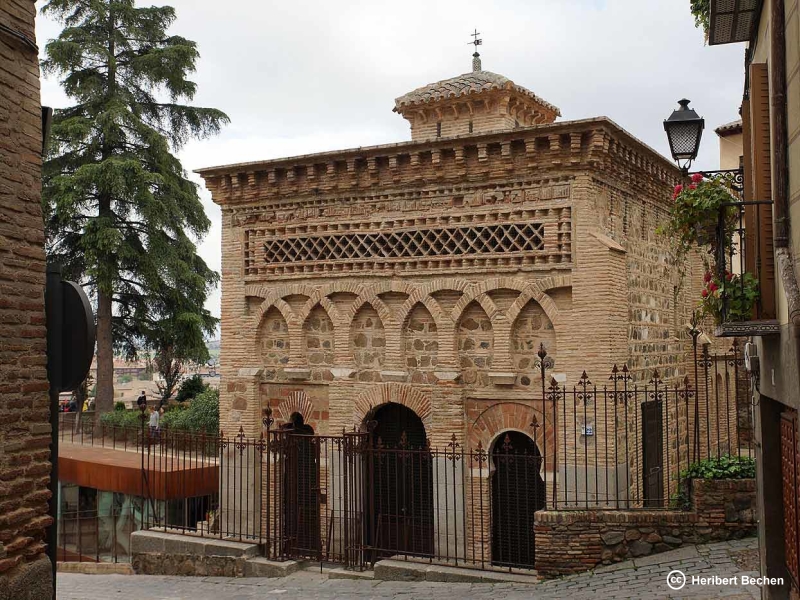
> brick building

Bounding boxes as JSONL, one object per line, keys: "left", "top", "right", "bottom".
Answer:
{"left": 0, "top": 1, "right": 54, "bottom": 598}
{"left": 197, "top": 54, "right": 722, "bottom": 567}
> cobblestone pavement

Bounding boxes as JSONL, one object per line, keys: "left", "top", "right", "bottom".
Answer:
{"left": 58, "top": 538, "right": 763, "bottom": 600}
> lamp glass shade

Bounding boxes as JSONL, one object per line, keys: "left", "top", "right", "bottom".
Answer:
{"left": 664, "top": 99, "right": 704, "bottom": 164}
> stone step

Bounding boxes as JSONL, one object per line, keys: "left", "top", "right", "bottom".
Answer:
{"left": 243, "top": 556, "right": 301, "bottom": 578}
{"left": 132, "top": 529, "right": 260, "bottom": 558}
{"left": 374, "top": 559, "right": 540, "bottom": 584}
{"left": 57, "top": 562, "right": 134, "bottom": 575}
{"left": 299, "top": 562, "right": 374, "bottom": 580}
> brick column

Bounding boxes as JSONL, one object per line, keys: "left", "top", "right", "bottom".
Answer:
{"left": 0, "top": 2, "right": 55, "bottom": 597}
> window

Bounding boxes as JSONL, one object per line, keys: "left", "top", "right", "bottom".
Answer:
{"left": 469, "top": 121, "right": 473, "bottom": 133}
{"left": 436, "top": 122, "right": 441, "bottom": 137}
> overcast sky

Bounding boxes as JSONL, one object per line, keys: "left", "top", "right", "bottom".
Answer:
{"left": 35, "top": 0, "right": 746, "bottom": 327}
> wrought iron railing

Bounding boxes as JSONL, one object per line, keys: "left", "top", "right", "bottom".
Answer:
{"left": 135, "top": 343, "right": 754, "bottom": 572}
{"left": 715, "top": 198, "right": 775, "bottom": 324}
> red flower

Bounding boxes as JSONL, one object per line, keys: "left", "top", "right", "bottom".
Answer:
{"left": 701, "top": 289, "right": 709, "bottom": 298}
{"left": 691, "top": 173, "right": 704, "bottom": 184}
{"left": 674, "top": 184, "right": 684, "bottom": 195}
{"left": 704, "top": 272, "right": 712, "bottom": 283}
{"left": 709, "top": 282, "right": 719, "bottom": 292}
{"left": 726, "top": 272, "right": 733, "bottom": 281}
{"left": 688, "top": 184, "right": 697, "bottom": 190}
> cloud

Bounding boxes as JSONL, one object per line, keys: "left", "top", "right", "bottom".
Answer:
{"left": 36, "top": 0, "right": 746, "bottom": 323}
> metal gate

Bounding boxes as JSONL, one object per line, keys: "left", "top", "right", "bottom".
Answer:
{"left": 491, "top": 431, "right": 545, "bottom": 569}
{"left": 282, "top": 432, "right": 320, "bottom": 558}
{"left": 366, "top": 403, "right": 434, "bottom": 560}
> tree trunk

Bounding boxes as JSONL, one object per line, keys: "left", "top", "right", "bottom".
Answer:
{"left": 95, "top": 289, "right": 114, "bottom": 414}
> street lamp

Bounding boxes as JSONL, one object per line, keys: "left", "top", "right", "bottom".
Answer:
{"left": 664, "top": 99, "right": 705, "bottom": 174}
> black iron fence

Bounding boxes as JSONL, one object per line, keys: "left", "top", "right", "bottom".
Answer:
{"left": 132, "top": 341, "right": 753, "bottom": 572}
{"left": 57, "top": 506, "right": 138, "bottom": 563}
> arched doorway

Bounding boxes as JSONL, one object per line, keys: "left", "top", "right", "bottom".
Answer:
{"left": 367, "top": 403, "right": 434, "bottom": 558}
{"left": 282, "top": 413, "right": 319, "bottom": 557}
{"left": 491, "top": 431, "right": 545, "bottom": 569}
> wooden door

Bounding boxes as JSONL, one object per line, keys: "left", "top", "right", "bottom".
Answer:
{"left": 641, "top": 401, "right": 664, "bottom": 508}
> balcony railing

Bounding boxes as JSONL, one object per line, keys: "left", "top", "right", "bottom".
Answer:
{"left": 714, "top": 197, "right": 779, "bottom": 337}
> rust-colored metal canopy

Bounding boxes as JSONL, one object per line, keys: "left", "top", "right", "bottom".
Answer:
{"left": 709, "top": 0, "right": 761, "bottom": 45}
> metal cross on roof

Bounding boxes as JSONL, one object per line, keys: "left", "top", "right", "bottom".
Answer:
{"left": 469, "top": 29, "right": 482, "bottom": 49}
{"left": 469, "top": 29, "right": 483, "bottom": 72}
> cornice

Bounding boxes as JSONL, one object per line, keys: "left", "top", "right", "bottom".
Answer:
{"left": 198, "top": 117, "right": 680, "bottom": 206}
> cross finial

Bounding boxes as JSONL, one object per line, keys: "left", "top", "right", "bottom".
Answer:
{"left": 469, "top": 29, "right": 482, "bottom": 48}
{"left": 469, "top": 29, "right": 483, "bottom": 72}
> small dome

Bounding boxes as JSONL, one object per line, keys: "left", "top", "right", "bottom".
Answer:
{"left": 394, "top": 70, "right": 560, "bottom": 117}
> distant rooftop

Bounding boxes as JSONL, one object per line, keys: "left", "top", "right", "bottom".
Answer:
{"left": 715, "top": 119, "right": 743, "bottom": 137}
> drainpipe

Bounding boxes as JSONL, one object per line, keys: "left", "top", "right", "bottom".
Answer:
{"left": 770, "top": 0, "right": 800, "bottom": 345}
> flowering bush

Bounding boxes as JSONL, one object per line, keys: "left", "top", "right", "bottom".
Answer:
{"left": 658, "top": 173, "right": 736, "bottom": 257}
{"left": 700, "top": 270, "right": 760, "bottom": 324}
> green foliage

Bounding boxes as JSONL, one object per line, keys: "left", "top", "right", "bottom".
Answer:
{"left": 114, "top": 401, "right": 126, "bottom": 411}
{"left": 40, "top": 0, "right": 227, "bottom": 410}
{"left": 175, "top": 374, "right": 207, "bottom": 403}
{"left": 657, "top": 176, "right": 737, "bottom": 262}
{"left": 690, "top": 0, "right": 710, "bottom": 36}
{"left": 700, "top": 270, "right": 760, "bottom": 324}
{"left": 119, "top": 374, "right": 133, "bottom": 384}
{"left": 100, "top": 408, "right": 142, "bottom": 428}
{"left": 161, "top": 387, "right": 219, "bottom": 434}
{"left": 681, "top": 454, "right": 756, "bottom": 480}
{"left": 669, "top": 489, "right": 690, "bottom": 510}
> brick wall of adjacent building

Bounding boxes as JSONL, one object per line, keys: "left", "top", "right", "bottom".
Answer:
{"left": 534, "top": 478, "right": 757, "bottom": 577}
{"left": 0, "top": 1, "right": 54, "bottom": 597}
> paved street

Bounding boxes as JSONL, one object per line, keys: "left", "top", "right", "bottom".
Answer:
{"left": 57, "top": 538, "right": 765, "bottom": 600}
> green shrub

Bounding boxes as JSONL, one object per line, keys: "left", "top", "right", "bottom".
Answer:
{"left": 161, "top": 388, "right": 219, "bottom": 435}
{"left": 681, "top": 454, "right": 756, "bottom": 480}
{"left": 114, "top": 401, "right": 126, "bottom": 411}
{"left": 175, "top": 374, "right": 208, "bottom": 403}
{"left": 100, "top": 408, "right": 143, "bottom": 429}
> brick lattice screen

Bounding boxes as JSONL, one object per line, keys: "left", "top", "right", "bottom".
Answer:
{"left": 264, "top": 222, "right": 545, "bottom": 264}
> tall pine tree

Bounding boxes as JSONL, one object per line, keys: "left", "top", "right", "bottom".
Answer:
{"left": 41, "top": 0, "right": 228, "bottom": 414}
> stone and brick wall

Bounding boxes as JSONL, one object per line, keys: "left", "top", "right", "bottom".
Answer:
{"left": 0, "top": 1, "right": 54, "bottom": 597}
{"left": 534, "top": 478, "right": 756, "bottom": 577}
{"left": 196, "top": 69, "right": 732, "bottom": 549}
{"left": 200, "top": 117, "right": 684, "bottom": 441}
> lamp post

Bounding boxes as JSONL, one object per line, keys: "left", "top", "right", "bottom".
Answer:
{"left": 664, "top": 99, "right": 705, "bottom": 175}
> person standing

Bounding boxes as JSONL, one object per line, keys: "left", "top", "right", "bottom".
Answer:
{"left": 136, "top": 390, "right": 147, "bottom": 410}
{"left": 148, "top": 406, "right": 160, "bottom": 440}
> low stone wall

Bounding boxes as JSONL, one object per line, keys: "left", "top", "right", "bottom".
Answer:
{"left": 131, "top": 530, "right": 258, "bottom": 577}
{"left": 534, "top": 478, "right": 756, "bottom": 577}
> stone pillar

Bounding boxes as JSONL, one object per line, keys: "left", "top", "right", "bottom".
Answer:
{"left": 220, "top": 369, "right": 264, "bottom": 541}
{"left": 222, "top": 368, "right": 264, "bottom": 437}
{"left": 432, "top": 455, "right": 466, "bottom": 560}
